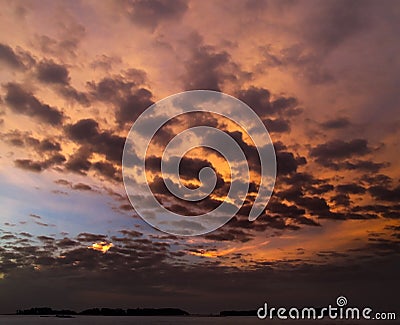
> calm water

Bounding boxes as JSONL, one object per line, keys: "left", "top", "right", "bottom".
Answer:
{"left": 0, "top": 315, "right": 377, "bottom": 324}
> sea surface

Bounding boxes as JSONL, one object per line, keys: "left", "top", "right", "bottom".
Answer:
{"left": 0, "top": 315, "right": 379, "bottom": 324}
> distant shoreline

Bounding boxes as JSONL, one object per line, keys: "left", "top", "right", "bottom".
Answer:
{"left": 9, "top": 307, "right": 258, "bottom": 317}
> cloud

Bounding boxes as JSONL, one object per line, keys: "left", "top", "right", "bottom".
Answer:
{"left": 320, "top": 117, "right": 351, "bottom": 129}
{"left": 302, "top": 0, "right": 369, "bottom": 52}
{"left": 122, "top": 0, "right": 188, "bottom": 31}
{"left": 36, "top": 60, "right": 70, "bottom": 85}
{"left": 14, "top": 154, "right": 66, "bottom": 172}
{"left": 66, "top": 119, "right": 125, "bottom": 163}
{"left": 310, "top": 139, "right": 371, "bottom": 160}
{"left": 90, "top": 55, "right": 122, "bottom": 71}
{"left": 276, "top": 151, "right": 306, "bottom": 175}
{"left": 34, "top": 19, "right": 85, "bottom": 58}
{"left": 336, "top": 184, "right": 366, "bottom": 194}
{"left": 236, "top": 87, "right": 272, "bottom": 118}
{"left": 369, "top": 185, "right": 400, "bottom": 202}
{"left": 1, "top": 130, "right": 62, "bottom": 153}
{"left": 34, "top": 59, "right": 90, "bottom": 106}
{"left": 88, "top": 72, "right": 153, "bottom": 128}
{"left": 116, "top": 88, "right": 153, "bottom": 127}
{"left": 0, "top": 43, "right": 25, "bottom": 69}
{"left": 183, "top": 40, "right": 251, "bottom": 91}
{"left": 204, "top": 228, "right": 254, "bottom": 243}
{"left": 65, "top": 146, "right": 92, "bottom": 174}
{"left": 331, "top": 194, "right": 350, "bottom": 207}
{"left": 263, "top": 118, "right": 291, "bottom": 133}
{"left": 72, "top": 183, "right": 92, "bottom": 191}
{"left": 3, "top": 83, "right": 64, "bottom": 125}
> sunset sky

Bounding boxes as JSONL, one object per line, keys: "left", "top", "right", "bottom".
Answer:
{"left": 0, "top": 0, "right": 399, "bottom": 315}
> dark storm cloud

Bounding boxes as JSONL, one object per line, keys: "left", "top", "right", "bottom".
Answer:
{"left": 54, "top": 179, "right": 98, "bottom": 193}
{"left": 88, "top": 72, "right": 145, "bottom": 102}
{"left": 14, "top": 159, "right": 45, "bottom": 172}
{"left": 58, "top": 85, "right": 90, "bottom": 106}
{"left": 88, "top": 71, "right": 153, "bottom": 127}
{"left": 236, "top": 86, "right": 302, "bottom": 128}
{"left": 294, "top": 216, "right": 320, "bottom": 227}
{"left": 352, "top": 203, "right": 400, "bottom": 219}
{"left": 236, "top": 87, "right": 271, "bottom": 118}
{"left": 65, "top": 146, "right": 92, "bottom": 174}
{"left": 340, "top": 160, "right": 388, "bottom": 173}
{"left": 310, "top": 139, "right": 371, "bottom": 160}
{"left": 309, "top": 140, "right": 387, "bottom": 172}
{"left": 336, "top": 184, "right": 366, "bottom": 194}
{"left": 369, "top": 185, "right": 400, "bottom": 202}
{"left": 205, "top": 228, "right": 254, "bottom": 243}
{"left": 3, "top": 83, "right": 64, "bottom": 125}
{"left": 57, "top": 238, "right": 79, "bottom": 248}
{"left": 308, "top": 184, "right": 334, "bottom": 195}
{"left": 263, "top": 118, "right": 291, "bottom": 133}
{"left": 360, "top": 174, "right": 393, "bottom": 187}
{"left": 223, "top": 130, "right": 260, "bottom": 171}
{"left": 66, "top": 118, "right": 125, "bottom": 163}
{"left": 276, "top": 151, "right": 306, "bottom": 175}
{"left": 294, "top": 196, "right": 330, "bottom": 216}
{"left": 66, "top": 119, "right": 99, "bottom": 141}
{"left": 14, "top": 154, "right": 66, "bottom": 172}
{"left": 148, "top": 175, "right": 173, "bottom": 195}
{"left": 118, "top": 229, "right": 143, "bottom": 238}
{"left": 303, "top": 0, "right": 369, "bottom": 52}
{"left": 267, "top": 200, "right": 305, "bottom": 218}
{"left": 122, "top": 0, "right": 188, "bottom": 31}
{"left": 0, "top": 43, "right": 25, "bottom": 69}
{"left": 320, "top": 117, "right": 351, "bottom": 129}
{"left": 116, "top": 88, "right": 153, "bottom": 127}
{"left": 183, "top": 42, "right": 251, "bottom": 91}
{"left": 36, "top": 60, "right": 70, "bottom": 85}
{"left": 331, "top": 193, "right": 350, "bottom": 207}
{"left": 275, "top": 173, "right": 377, "bottom": 220}
{"left": 35, "top": 59, "right": 90, "bottom": 106}
{"left": 92, "top": 161, "right": 120, "bottom": 182}
{"left": 1, "top": 130, "right": 62, "bottom": 153}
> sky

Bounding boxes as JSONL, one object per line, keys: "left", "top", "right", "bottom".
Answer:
{"left": 0, "top": 0, "right": 399, "bottom": 315}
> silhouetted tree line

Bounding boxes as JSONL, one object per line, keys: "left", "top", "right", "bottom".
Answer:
{"left": 220, "top": 310, "right": 257, "bottom": 316}
{"left": 16, "top": 307, "right": 189, "bottom": 316}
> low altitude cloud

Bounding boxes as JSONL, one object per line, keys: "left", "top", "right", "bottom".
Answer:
{"left": 0, "top": 43, "right": 25, "bottom": 69}
{"left": 3, "top": 83, "right": 64, "bottom": 125}
{"left": 1, "top": 130, "right": 62, "bottom": 153}
{"left": 14, "top": 154, "right": 66, "bottom": 172}
{"left": 36, "top": 60, "right": 70, "bottom": 85}
{"left": 183, "top": 37, "right": 252, "bottom": 92}
{"left": 66, "top": 118, "right": 125, "bottom": 163}
{"left": 369, "top": 185, "right": 400, "bottom": 203}
{"left": 310, "top": 139, "right": 371, "bottom": 160}
{"left": 320, "top": 117, "right": 351, "bottom": 129}
{"left": 88, "top": 71, "right": 154, "bottom": 128}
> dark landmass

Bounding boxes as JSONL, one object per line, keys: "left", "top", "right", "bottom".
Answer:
{"left": 220, "top": 310, "right": 257, "bottom": 316}
{"left": 16, "top": 308, "right": 77, "bottom": 315}
{"left": 16, "top": 307, "right": 189, "bottom": 316}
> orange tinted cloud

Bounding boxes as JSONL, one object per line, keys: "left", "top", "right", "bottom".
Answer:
{"left": 88, "top": 241, "right": 114, "bottom": 253}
